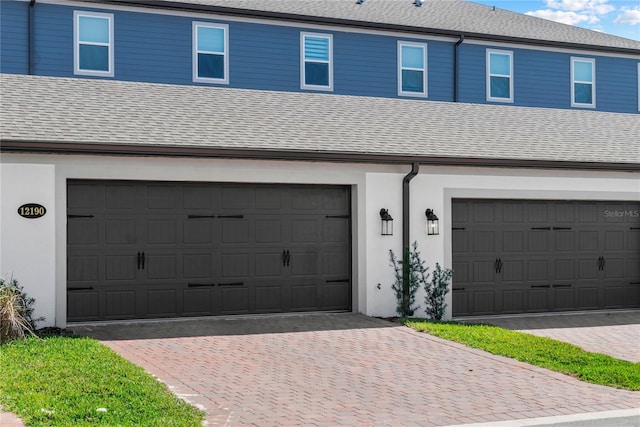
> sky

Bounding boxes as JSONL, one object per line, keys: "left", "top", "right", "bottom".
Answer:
{"left": 470, "top": 0, "right": 640, "bottom": 41}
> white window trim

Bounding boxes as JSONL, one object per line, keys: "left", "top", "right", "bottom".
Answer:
{"left": 486, "top": 49, "right": 513, "bottom": 103}
{"left": 74, "top": 10, "right": 114, "bottom": 77}
{"left": 397, "top": 41, "right": 428, "bottom": 98}
{"left": 571, "top": 57, "right": 596, "bottom": 109}
{"left": 300, "top": 32, "right": 333, "bottom": 91}
{"left": 192, "top": 22, "right": 229, "bottom": 84}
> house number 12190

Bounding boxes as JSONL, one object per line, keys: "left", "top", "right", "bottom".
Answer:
{"left": 17, "top": 203, "right": 46, "bottom": 218}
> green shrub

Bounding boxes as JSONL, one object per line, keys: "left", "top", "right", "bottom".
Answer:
{"left": 423, "top": 263, "right": 453, "bottom": 321}
{"left": 389, "top": 242, "right": 427, "bottom": 317}
{"left": 0, "top": 276, "right": 41, "bottom": 343}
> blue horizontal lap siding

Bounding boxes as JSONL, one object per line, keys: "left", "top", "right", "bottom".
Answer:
{"left": 458, "top": 43, "right": 639, "bottom": 113}
{"left": 1, "top": 1, "right": 637, "bottom": 112}
{"left": 0, "top": 1, "right": 29, "bottom": 74}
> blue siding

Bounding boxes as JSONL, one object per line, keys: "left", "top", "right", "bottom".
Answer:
{"left": 1, "top": 0, "right": 637, "bottom": 113}
{"left": 0, "top": 1, "right": 29, "bottom": 74}
{"left": 458, "top": 43, "right": 639, "bottom": 113}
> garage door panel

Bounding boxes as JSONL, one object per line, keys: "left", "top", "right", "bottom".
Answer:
{"left": 528, "top": 203, "right": 549, "bottom": 223}
{"left": 473, "top": 261, "right": 496, "bottom": 282}
{"left": 528, "top": 231, "right": 551, "bottom": 252}
{"left": 105, "top": 184, "right": 141, "bottom": 209}
{"left": 105, "top": 255, "right": 137, "bottom": 280}
{"left": 68, "top": 255, "right": 99, "bottom": 282}
{"left": 322, "top": 187, "right": 350, "bottom": 211}
{"left": 146, "top": 185, "right": 180, "bottom": 209}
{"left": 220, "top": 286, "right": 249, "bottom": 314}
{"left": 453, "top": 199, "right": 639, "bottom": 316}
{"left": 553, "top": 288, "right": 575, "bottom": 310}
{"left": 526, "top": 289, "right": 549, "bottom": 311}
{"left": 321, "top": 282, "right": 350, "bottom": 310}
{"left": 255, "top": 219, "right": 282, "bottom": 243}
{"left": 254, "top": 286, "right": 284, "bottom": 312}
{"left": 471, "top": 291, "right": 495, "bottom": 314}
{"left": 292, "top": 219, "right": 319, "bottom": 242}
{"left": 184, "top": 219, "right": 213, "bottom": 244}
{"left": 473, "top": 231, "right": 495, "bottom": 252}
{"left": 105, "top": 290, "right": 137, "bottom": 318}
{"left": 146, "top": 254, "right": 177, "bottom": 280}
{"left": 183, "top": 288, "right": 213, "bottom": 315}
{"left": 147, "top": 289, "right": 178, "bottom": 316}
{"left": 183, "top": 253, "right": 213, "bottom": 278}
{"left": 221, "top": 253, "right": 250, "bottom": 278}
{"left": 67, "top": 291, "right": 99, "bottom": 320}
{"left": 68, "top": 181, "right": 351, "bottom": 321}
{"left": 577, "top": 286, "right": 599, "bottom": 309}
{"left": 105, "top": 220, "right": 137, "bottom": 245}
{"left": 68, "top": 220, "right": 99, "bottom": 245}
{"left": 147, "top": 220, "right": 178, "bottom": 244}
{"left": 502, "top": 289, "right": 524, "bottom": 313}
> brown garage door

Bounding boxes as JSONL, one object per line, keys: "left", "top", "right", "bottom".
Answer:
{"left": 67, "top": 181, "right": 351, "bottom": 321}
{"left": 452, "top": 199, "right": 640, "bottom": 316}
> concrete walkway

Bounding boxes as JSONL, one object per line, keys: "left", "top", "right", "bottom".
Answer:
{"left": 67, "top": 313, "right": 638, "bottom": 427}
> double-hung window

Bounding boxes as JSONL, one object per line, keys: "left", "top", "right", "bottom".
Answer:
{"left": 193, "top": 22, "right": 229, "bottom": 84}
{"left": 398, "top": 41, "right": 427, "bottom": 97}
{"left": 301, "top": 32, "right": 332, "bottom": 91}
{"left": 486, "top": 49, "right": 513, "bottom": 102}
{"left": 571, "top": 57, "right": 595, "bottom": 108}
{"left": 74, "top": 11, "right": 114, "bottom": 77}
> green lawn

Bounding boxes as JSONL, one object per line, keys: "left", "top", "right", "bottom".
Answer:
{"left": 405, "top": 319, "right": 640, "bottom": 391}
{"left": 0, "top": 335, "right": 204, "bottom": 426}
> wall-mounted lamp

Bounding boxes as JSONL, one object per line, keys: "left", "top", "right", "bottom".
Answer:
{"left": 425, "top": 209, "right": 439, "bottom": 235}
{"left": 414, "top": 0, "right": 424, "bottom": 7}
{"left": 356, "top": 0, "right": 365, "bottom": 4}
{"left": 380, "top": 208, "right": 394, "bottom": 236}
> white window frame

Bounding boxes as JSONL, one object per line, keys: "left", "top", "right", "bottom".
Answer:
{"left": 300, "top": 32, "right": 333, "bottom": 91}
{"left": 397, "top": 41, "right": 428, "bottom": 98}
{"left": 74, "top": 10, "right": 114, "bottom": 77}
{"left": 192, "top": 22, "right": 229, "bottom": 84}
{"left": 571, "top": 57, "right": 596, "bottom": 108}
{"left": 486, "top": 49, "right": 513, "bottom": 103}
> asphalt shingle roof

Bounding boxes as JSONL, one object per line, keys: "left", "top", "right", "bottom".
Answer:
{"left": 2, "top": 74, "right": 638, "bottom": 166}
{"left": 130, "top": 0, "right": 640, "bottom": 51}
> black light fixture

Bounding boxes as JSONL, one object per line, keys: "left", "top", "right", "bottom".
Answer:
{"left": 380, "top": 208, "right": 394, "bottom": 236}
{"left": 414, "top": 0, "right": 424, "bottom": 6}
{"left": 425, "top": 209, "right": 439, "bottom": 235}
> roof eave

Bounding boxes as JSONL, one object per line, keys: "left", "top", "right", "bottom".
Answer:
{"left": 2, "top": 140, "right": 639, "bottom": 172}
{"left": 85, "top": 0, "right": 640, "bottom": 55}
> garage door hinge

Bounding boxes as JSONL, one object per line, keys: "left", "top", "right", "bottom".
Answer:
{"left": 68, "top": 286, "right": 94, "bottom": 291}
{"left": 187, "top": 214, "right": 215, "bottom": 219}
{"left": 531, "top": 227, "right": 551, "bottom": 230}
{"left": 188, "top": 283, "right": 216, "bottom": 287}
{"left": 68, "top": 214, "right": 94, "bottom": 219}
{"left": 218, "top": 215, "right": 244, "bottom": 219}
{"left": 325, "top": 215, "right": 350, "bottom": 219}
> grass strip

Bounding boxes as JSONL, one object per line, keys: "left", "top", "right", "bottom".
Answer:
{"left": 404, "top": 320, "right": 640, "bottom": 391}
{"left": 0, "top": 335, "right": 204, "bottom": 426}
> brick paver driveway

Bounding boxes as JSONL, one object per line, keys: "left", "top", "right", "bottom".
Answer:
{"left": 72, "top": 314, "right": 639, "bottom": 427}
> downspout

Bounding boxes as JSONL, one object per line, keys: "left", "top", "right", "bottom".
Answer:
{"left": 402, "top": 162, "right": 419, "bottom": 316}
{"left": 28, "top": 0, "right": 36, "bottom": 75}
{"left": 453, "top": 35, "right": 464, "bottom": 102}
